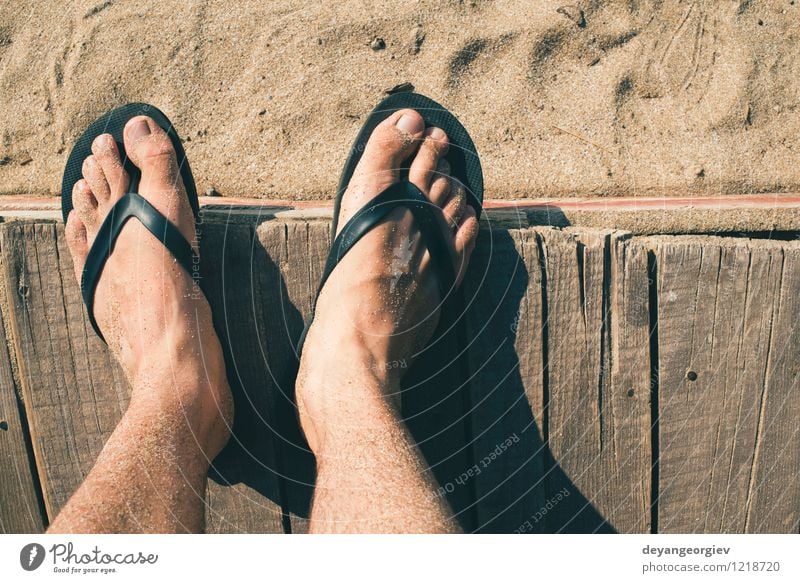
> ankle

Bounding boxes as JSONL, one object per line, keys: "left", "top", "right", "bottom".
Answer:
{"left": 125, "top": 320, "right": 221, "bottom": 380}
{"left": 296, "top": 377, "right": 400, "bottom": 454}
{"left": 127, "top": 340, "right": 233, "bottom": 456}
{"left": 123, "top": 390, "right": 232, "bottom": 464}
{"left": 296, "top": 327, "right": 406, "bottom": 452}
{"left": 128, "top": 379, "right": 233, "bottom": 459}
{"left": 301, "top": 320, "right": 410, "bottom": 382}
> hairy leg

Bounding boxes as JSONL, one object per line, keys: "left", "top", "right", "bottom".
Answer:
{"left": 297, "top": 109, "right": 478, "bottom": 533}
{"left": 50, "top": 117, "right": 232, "bottom": 533}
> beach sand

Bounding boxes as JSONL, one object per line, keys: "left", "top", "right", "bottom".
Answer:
{"left": 1, "top": 0, "right": 799, "bottom": 201}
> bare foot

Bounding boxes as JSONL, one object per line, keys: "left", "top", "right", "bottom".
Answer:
{"left": 64, "top": 116, "right": 232, "bottom": 458}
{"left": 297, "top": 108, "right": 479, "bottom": 451}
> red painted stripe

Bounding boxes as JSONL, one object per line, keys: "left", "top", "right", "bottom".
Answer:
{"left": 2, "top": 193, "right": 800, "bottom": 212}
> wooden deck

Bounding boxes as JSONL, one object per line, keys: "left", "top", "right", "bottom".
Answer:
{"left": 0, "top": 205, "right": 798, "bottom": 533}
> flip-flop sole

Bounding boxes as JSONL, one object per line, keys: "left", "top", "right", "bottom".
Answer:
{"left": 61, "top": 103, "right": 198, "bottom": 223}
{"left": 334, "top": 92, "right": 484, "bottom": 233}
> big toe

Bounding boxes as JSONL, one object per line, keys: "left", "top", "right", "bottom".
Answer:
{"left": 123, "top": 116, "right": 184, "bottom": 197}
{"left": 339, "top": 109, "right": 426, "bottom": 227}
{"left": 362, "top": 108, "right": 425, "bottom": 170}
{"left": 122, "top": 115, "right": 195, "bottom": 245}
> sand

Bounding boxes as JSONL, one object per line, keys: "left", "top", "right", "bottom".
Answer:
{"left": 1, "top": 0, "right": 799, "bottom": 201}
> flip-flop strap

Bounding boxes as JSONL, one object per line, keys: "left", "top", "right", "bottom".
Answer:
{"left": 80, "top": 191, "right": 198, "bottom": 342}
{"left": 319, "top": 180, "right": 456, "bottom": 303}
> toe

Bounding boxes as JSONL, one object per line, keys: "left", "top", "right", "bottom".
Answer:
{"left": 409, "top": 127, "right": 449, "bottom": 194}
{"left": 339, "top": 108, "right": 425, "bottom": 229}
{"left": 91, "top": 134, "right": 129, "bottom": 202}
{"left": 358, "top": 108, "right": 426, "bottom": 176}
{"left": 123, "top": 115, "right": 196, "bottom": 247}
{"left": 453, "top": 206, "right": 479, "bottom": 287}
{"left": 65, "top": 211, "right": 89, "bottom": 279}
{"left": 72, "top": 179, "right": 99, "bottom": 229}
{"left": 442, "top": 183, "right": 467, "bottom": 231}
{"left": 123, "top": 116, "right": 183, "bottom": 197}
{"left": 428, "top": 159, "right": 452, "bottom": 207}
{"left": 82, "top": 155, "right": 110, "bottom": 202}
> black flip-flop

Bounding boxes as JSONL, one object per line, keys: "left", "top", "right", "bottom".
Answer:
{"left": 61, "top": 103, "right": 200, "bottom": 343}
{"left": 297, "top": 91, "right": 484, "bottom": 353}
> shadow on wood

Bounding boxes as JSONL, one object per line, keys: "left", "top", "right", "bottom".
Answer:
{"left": 201, "top": 218, "right": 315, "bottom": 533}
{"left": 463, "top": 228, "right": 616, "bottom": 533}
{"left": 4, "top": 216, "right": 796, "bottom": 534}
{"left": 203, "top": 217, "right": 620, "bottom": 533}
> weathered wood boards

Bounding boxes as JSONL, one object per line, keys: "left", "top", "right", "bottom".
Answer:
{"left": 464, "top": 228, "right": 547, "bottom": 533}
{"left": 745, "top": 245, "right": 800, "bottom": 533}
{"left": 539, "top": 229, "right": 652, "bottom": 533}
{"left": 463, "top": 227, "right": 652, "bottom": 533}
{"left": 0, "top": 223, "right": 129, "bottom": 522}
{"left": 200, "top": 218, "right": 285, "bottom": 533}
{"left": 654, "top": 236, "right": 800, "bottom": 533}
{"left": 254, "top": 220, "right": 331, "bottom": 534}
{"left": 0, "top": 267, "right": 45, "bottom": 533}
{"left": 0, "top": 220, "right": 290, "bottom": 532}
{"left": 0, "top": 217, "right": 797, "bottom": 533}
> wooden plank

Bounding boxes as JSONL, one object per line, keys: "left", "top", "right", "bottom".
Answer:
{"left": 0, "top": 222, "right": 127, "bottom": 519}
{"left": 0, "top": 259, "right": 46, "bottom": 533}
{"left": 653, "top": 237, "right": 789, "bottom": 532}
{"left": 607, "top": 236, "right": 654, "bottom": 532}
{"left": 200, "top": 218, "right": 285, "bottom": 533}
{"left": 0, "top": 220, "right": 288, "bottom": 533}
{"left": 463, "top": 228, "right": 547, "bottom": 533}
{"left": 540, "top": 229, "right": 651, "bottom": 533}
{"left": 2, "top": 215, "right": 799, "bottom": 534}
{"left": 744, "top": 242, "right": 800, "bottom": 533}
{"left": 255, "top": 220, "right": 330, "bottom": 534}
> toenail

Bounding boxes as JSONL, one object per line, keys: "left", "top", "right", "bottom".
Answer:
{"left": 128, "top": 118, "right": 151, "bottom": 142}
{"left": 395, "top": 112, "right": 424, "bottom": 135}
{"left": 429, "top": 127, "right": 445, "bottom": 140}
{"left": 96, "top": 134, "right": 115, "bottom": 150}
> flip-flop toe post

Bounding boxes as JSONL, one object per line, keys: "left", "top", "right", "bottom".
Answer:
{"left": 298, "top": 92, "right": 484, "bottom": 353}
{"left": 61, "top": 103, "right": 200, "bottom": 343}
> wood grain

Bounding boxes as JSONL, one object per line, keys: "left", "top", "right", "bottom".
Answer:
{"left": 653, "top": 237, "right": 796, "bottom": 533}
{"left": 0, "top": 247, "right": 46, "bottom": 533}
{"left": 200, "top": 217, "right": 285, "bottom": 533}
{"left": 255, "top": 220, "right": 330, "bottom": 534}
{"left": 1, "top": 217, "right": 798, "bottom": 534}
{"left": 744, "top": 243, "right": 800, "bottom": 533}
{"left": 540, "top": 229, "right": 651, "bottom": 533}
{"left": 464, "top": 228, "right": 547, "bottom": 533}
